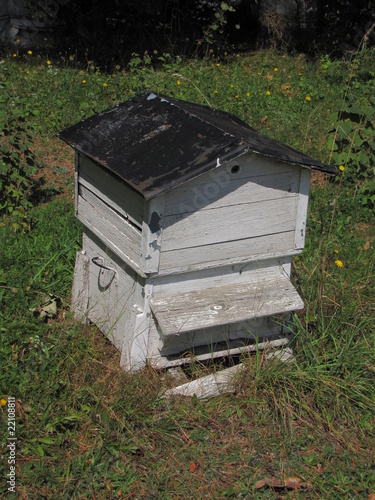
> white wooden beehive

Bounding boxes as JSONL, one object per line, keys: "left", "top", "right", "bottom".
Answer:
{"left": 59, "top": 92, "right": 336, "bottom": 371}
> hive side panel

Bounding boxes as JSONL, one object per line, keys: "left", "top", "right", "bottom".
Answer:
{"left": 162, "top": 196, "right": 298, "bottom": 251}
{"left": 77, "top": 185, "right": 143, "bottom": 272}
{"left": 140, "top": 198, "right": 164, "bottom": 275}
{"left": 71, "top": 251, "right": 90, "bottom": 323}
{"left": 82, "top": 231, "right": 144, "bottom": 352}
{"left": 159, "top": 232, "right": 298, "bottom": 274}
{"left": 78, "top": 154, "right": 144, "bottom": 228}
{"left": 76, "top": 154, "right": 146, "bottom": 276}
{"left": 161, "top": 157, "right": 300, "bottom": 217}
{"left": 153, "top": 257, "right": 293, "bottom": 295}
{"left": 158, "top": 156, "right": 302, "bottom": 275}
{"left": 294, "top": 168, "right": 311, "bottom": 250}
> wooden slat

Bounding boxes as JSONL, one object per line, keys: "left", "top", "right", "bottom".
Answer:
{"left": 150, "top": 273, "right": 304, "bottom": 336}
{"left": 162, "top": 195, "right": 298, "bottom": 251}
{"left": 153, "top": 258, "right": 292, "bottom": 296}
{"left": 71, "top": 251, "right": 90, "bottom": 322}
{"left": 83, "top": 232, "right": 140, "bottom": 351}
{"left": 150, "top": 338, "right": 289, "bottom": 369}
{"left": 158, "top": 231, "right": 298, "bottom": 275}
{"left": 79, "top": 154, "right": 144, "bottom": 228}
{"left": 294, "top": 168, "right": 310, "bottom": 250}
{"left": 80, "top": 184, "right": 142, "bottom": 240}
{"left": 77, "top": 191, "right": 143, "bottom": 275}
{"left": 158, "top": 316, "right": 285, "bottom": 357}
{"left": 161, "top": 161, "right": 300, "bottom": 217}
{"left": 140, "top": 197, "right": 164, "bottom": 275}
{"left": 161, "top": 364, "right": 244, "bottom": 399}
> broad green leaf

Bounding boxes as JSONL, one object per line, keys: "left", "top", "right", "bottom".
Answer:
{"left": 327, "top": 138, "right": 338, "bottom": 151}
{"left": 341, "top": 121, "right": 353, "bottom": 134}
{"left": 363, "top": 106, "right": 374, "bottom": 118}
{"left": 354, "top": 135, "right": 363, "bottom": 148}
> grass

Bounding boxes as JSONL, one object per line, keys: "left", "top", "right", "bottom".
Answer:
{"left": 0, "top": 47, "right": 375, "bottom": 498}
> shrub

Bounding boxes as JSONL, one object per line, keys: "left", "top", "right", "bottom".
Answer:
{"left": 0, "top": 103, "right": 36, "bottom": 229}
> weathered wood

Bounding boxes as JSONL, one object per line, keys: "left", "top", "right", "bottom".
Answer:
{"left": 162, "top": 364, "right": 244, "bottom": 399}
{"left": 87, "top": 252, "right": 119, "bottom": 345}
{"left": 150, "top": 272, "right": 304, "bottom": 336}
{"left": 161, "top": 344, "right": 295, "bottom": 399}
{"left": 266, "top": 347, "right": 295, "bottom": 364}
{"left": 79, "top": 154, "right": 144, "bottom": 229}
{"left": 71, "top": 251, "right": 90, "bottom": 323}
{"left": 161, "top": 156, "right": 300, "bottom": 217}
{"left": 161, "top": 196, "right": 298, "bottom": 251}
{"left": 77, "top": 190, "right": 144, "bottom": 276}
{"left": 120, "top": 283, "right": 152, "bottom": 371}
{"left": 140, "top": 199, "right": 164, "bottom": 275}
{"left": 150, "top": 338, "right": 289, "bottom": 369}
{"left": 158, "top": 233, "right": 299, "bottom": 275}
{"left": 83, "top": 232, "right": 141, "bottom": 351}
{"left": 153, "top": 258, "right": 293, "bottom": 295}
{"left": 157, "top": 316, "right": 287, "bottom": 356}
{"left": 294, "top": 168, "right": 310, "bottom": 250}
{"left": 64, "top": 95, "right": 323, "bottom": 372}
{"left": 74, "top": 152, "right": 79, "bottom": 216}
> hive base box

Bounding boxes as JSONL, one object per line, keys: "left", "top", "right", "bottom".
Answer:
{"left": 72, "top": 227, "right": 301, "bottom": 370}
{"left": 60, "top": 92, "right": 336, "bottom": 371}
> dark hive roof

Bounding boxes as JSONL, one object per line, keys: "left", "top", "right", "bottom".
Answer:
{"left": 58, "top": 91, "right": 336, "bottom": 200}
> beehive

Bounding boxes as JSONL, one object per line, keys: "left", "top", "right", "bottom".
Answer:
{"left": 59, "top": 92, "right": 335, "bottom": 371}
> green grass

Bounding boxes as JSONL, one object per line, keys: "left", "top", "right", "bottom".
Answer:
{"left": 0, "top": 48, "right": 375, "bottom": 498}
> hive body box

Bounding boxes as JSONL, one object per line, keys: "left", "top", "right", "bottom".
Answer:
{"left": 59, "top": 92, "right": 335, "bottom": 371}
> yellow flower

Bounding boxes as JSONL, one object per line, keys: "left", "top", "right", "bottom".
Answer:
{"left": 47, "top": 60, "right": 51, "bottom": 65}
{"left": 247, "top": 92, "right": 250, "bottom": 97}
{"left": 305, "top": 95, "right": 311, "bottom": 101}
{"left": 177, "top": 80, "right": 181, "bottom": 85}
{"left": 82, "top": 79, "right": 86, "bottom": 84}
{"left": 0, "top": 399, "right": 6, "bottom": 406}
{"left": 216, "top": 63, "right": 220, "bottom": 67}
{"left": 335, "top": 259, "right": 344, "bottom": 268}
{"left": 257, "top": 72, "right": 261, "bottom": 76}
{"left": 13, "top": 53, "right": 17, "bottom": 57}
{"left": 334, "top": 248, "right": 339, "bottom": 254}
{"left": 230, "top": 83, "right": 234, "bottom": 88}
{"left": 26, "top": 70, "right": 29, "bottom": 74}
{"left": 339, "top": 165, "right": 345, "bottom": 172}
{"left": 16, "top": 38, "right": 20, "bottom": 43}
{"left": 274, "top": 67, "right": 278, "bottom": 71}
{"left": 27, "top": 50, "right": 32, "bottom": 55}
{"left": 103, "top": 82, "right": 107, "bottom": 87}
{"left": 214, "top": 89, "right": 218, "bottom": 94}
{"left": 266, "top": 90, "right": 271, "bottom": 95}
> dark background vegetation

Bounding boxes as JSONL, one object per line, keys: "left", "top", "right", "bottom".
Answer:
{"left": 4, "top": 0, "right": 375, "bottom": 68}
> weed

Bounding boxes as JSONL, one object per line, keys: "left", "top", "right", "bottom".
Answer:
{"left": 0, "top": 90, "right": 37, "bottom": 229}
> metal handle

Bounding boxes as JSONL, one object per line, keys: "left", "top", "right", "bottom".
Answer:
{"left": 91, "top": 256, "right": 116, "bottom": 272}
